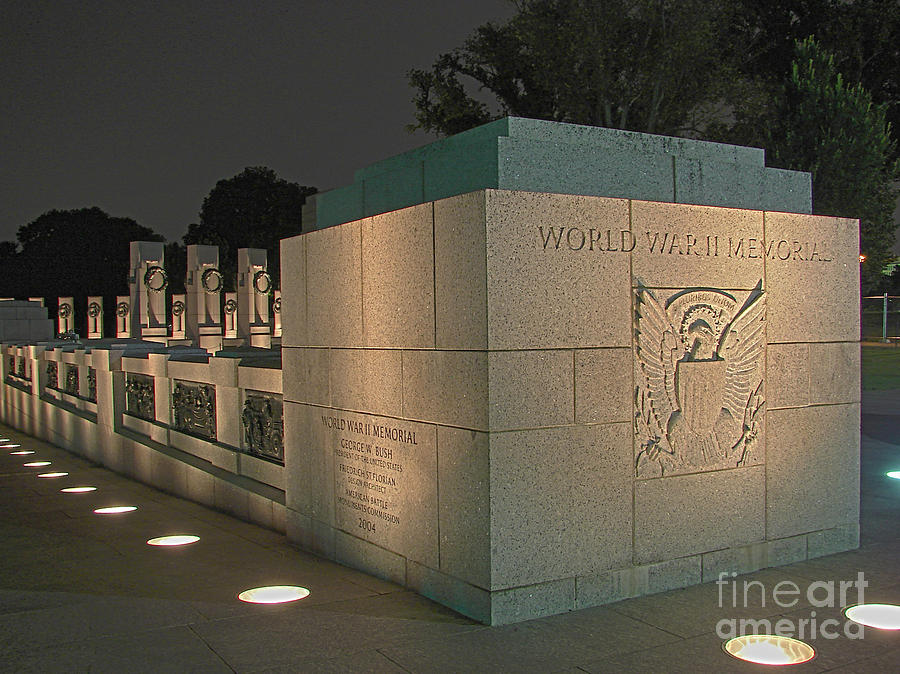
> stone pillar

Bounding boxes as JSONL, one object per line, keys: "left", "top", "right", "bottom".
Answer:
{"left": 223, "top": 292, "right": 238, "bottom": 339}
{"left": 185, "top": 244, "right": 223, "bottom": 352}
{"left": 128, "top": 241, "right": 168, "bottom": 343}
{"left": 115, "top": 296, "right": 131, "bottom": 338}
{"left": 170, "top": 294, "right": 186, "bottom": 340}
{"left": 86, "top": 296, "right": 103, "bottom": 339}
{"left": 272, "top": 290, "right": 282, "bottom": 338}
{"left": 57, "top": 297, "right": 74, "bottom": 335}
{"left": 237, "top": 248, "right": 272, "bottom": 348}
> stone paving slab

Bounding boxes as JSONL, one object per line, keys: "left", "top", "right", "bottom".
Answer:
{"left": 0, "top": 414, "right": 898, "bottom": 672}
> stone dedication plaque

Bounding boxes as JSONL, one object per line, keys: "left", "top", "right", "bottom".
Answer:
{"left": 320, "top": 411, "right": 437, "bottom": 565}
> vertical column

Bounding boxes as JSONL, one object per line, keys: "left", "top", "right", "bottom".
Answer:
{"left": 115, "top": 296, "right": 131, "bottom": 338}
{"left": 86, "top": 296, "right": 103, "bottom": 339}
{"left": 57, "top": 297, "right": 74, "bottom": 335}
{"left": 185, "top": 244, "right": 223, "bottom": 352}
{"left": 128, "top": 241, "right": 168, "bottom": 343}
{"left": 237, "top": 248, "right": 272, "bottom": 348}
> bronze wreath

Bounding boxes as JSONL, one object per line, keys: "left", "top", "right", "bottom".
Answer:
{"left": 57, "top": 303, "right": 71, "bottom": 318}
{"left": 143, "top": 266, "right": 168, "bottom": 292}
{"left": 201, "top": 268, "right": 223, "bottom": 293}
{"left": 252, "top": 270, "right": 273, "bottom": 295}
{"left": 115, "top": 302, "right": 130, "bottom": 317}
{"left": 223, "top": 298, "right": 237, "bottom": 315}
{"left": 272, "top": 297, "right": 281, "bottom": 314}
{"left": 87, "top": 301, "right": 101, "bottom": 318}
{"left": 172, "top": 300, "right": 185, "bottom": 316}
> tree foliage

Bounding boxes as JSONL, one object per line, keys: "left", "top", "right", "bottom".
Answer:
{"left": 408, "top": 0, "right": 900, "bottom": 294}
{"left": 728, "top": 1, "right": 900, "bottom": 155}
{"left": 761, "top": 38, "right": 897, "bottom": 293}
{"left": 183, "top": 167, "right": 316, "bottom": 290}
{"left": 408, "top": 0, "right": 735, "bottom": 137}
{"left": 0, "top": 207, "right": 163, "bottom": 330}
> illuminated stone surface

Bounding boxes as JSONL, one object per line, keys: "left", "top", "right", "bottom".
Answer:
{"left": 282, "top": 174, "right": 859, "bottom": 624}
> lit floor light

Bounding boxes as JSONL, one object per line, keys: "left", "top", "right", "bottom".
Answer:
{"left": 60, "top": 486, "right": 97, "bottom": 493}
{"left": 887, "top": 471, "right": 900, "bottom": 480}
{"left": 0, "top": 437, "right": 11, "bottom": 441}
{"left": 94, "top": 506, "right": 137, "bottom": 514}
{"left": 147, "top": 535, "right": 199, "bottom": 546}
{"left": 238, "top": 586, "right": 311, "bottom": 604}
{"left": 37, "top": 472, "right": 68, "bottom": 478}
{"left": 723, "top": 635, "right": 815, "bottom": 666}
{"left": 1, "top": 444, "right": 21, "bottom": 448}
{"left": 23, "top": 461, "right": 51, "bottom": 467}
{"left": 844, "top": 604, "right": 900, "bottom": 629}
{"left": 10, "top": 450, "right": 35, "bottom": 455}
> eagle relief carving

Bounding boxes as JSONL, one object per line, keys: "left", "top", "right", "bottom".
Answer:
{"left": 634, "top": 281, "right": 766, "bottom": 478}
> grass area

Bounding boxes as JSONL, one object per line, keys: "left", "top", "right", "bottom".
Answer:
{"left": 861, "top": 345, "right": 900, "bottom": 390}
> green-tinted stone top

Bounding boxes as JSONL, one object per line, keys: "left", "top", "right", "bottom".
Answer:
{"left": 312, "top": 117, "right": 811, "bottom": 229}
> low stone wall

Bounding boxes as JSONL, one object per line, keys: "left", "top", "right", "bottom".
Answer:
{"left": 0, "top": 341, "right": 286, "bottom": 531}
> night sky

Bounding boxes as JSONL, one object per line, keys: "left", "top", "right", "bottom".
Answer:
{"left": 1, "top": 0, "right": 515, "bottom": 243}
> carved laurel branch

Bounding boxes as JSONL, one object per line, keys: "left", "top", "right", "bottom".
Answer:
{"left": 733, "top": 380, "right": 765, "bottom": 466}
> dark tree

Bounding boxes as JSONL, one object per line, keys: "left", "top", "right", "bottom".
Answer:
{"left": 184, "top": 167, "right": 316, "bottom": 290}
{"left": 759, "top": 38, "right": 897, "bottom": 294}
{"left": 165, "top": 241, "right": 187, "bottom": 295}
{"left": 728, "top": 0, "right": 900, "bottom": 156}
{"left": 407, "top": 0, "right": 736, "bottom": 137}
{"left": 1, "top": 207, "right": 163, "bottom": 333}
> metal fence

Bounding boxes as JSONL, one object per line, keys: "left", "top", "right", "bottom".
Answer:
{"left": 862, "top": 294, "right": 900, "bottom": 341}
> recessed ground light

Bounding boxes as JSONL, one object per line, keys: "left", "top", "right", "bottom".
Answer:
{"left": 23, "top": 461, "right": 51, "bottom": 467}
{"left": 0, "top": 437, "right": 11, "bottom": 441}
{"left": 723, "top": 635, "right": 815, "bottom": 666}
{"left": 10, "top": 450, "right": 35, "bottom": 455}
{"left": 887, "top": 471, "right": 900, "bottom": 480}
{"left": 238, "top": 586, "right": 311, "bottom": 604}
{"left": 37, "top": 472, "right": 68, "bottom": 478}
{"left": 1, "top": 444, "right": 21, "bottom": 448}
{"left": 94, "top": 506, "right": 137, "bottom": 514}
{"left": 844, "top": 604, "right": 900, "bottom": 629}
{"left": 146, "top": 535, "right": 199, "bottom": 546}
{"left": 60, "top": 486, "right": 97, "bottom": 493}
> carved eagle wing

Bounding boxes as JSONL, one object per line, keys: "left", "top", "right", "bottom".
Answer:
{"left": 635, "top": 285, "right": 680, "bottom": 440}
{"left": 718, "top": 288, "right": 766, "bottom": 421}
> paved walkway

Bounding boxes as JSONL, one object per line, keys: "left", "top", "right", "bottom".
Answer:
{"left": 1, "top": 396, "right": 898, "bottom": 672}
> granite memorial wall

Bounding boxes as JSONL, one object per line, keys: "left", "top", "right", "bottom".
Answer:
{"left": 280, "top": 118, "right": 860, "bottom": 625}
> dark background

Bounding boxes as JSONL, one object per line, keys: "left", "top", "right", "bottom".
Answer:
{"left": 0, "top": 0, "right": 514, "bottom": 243}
